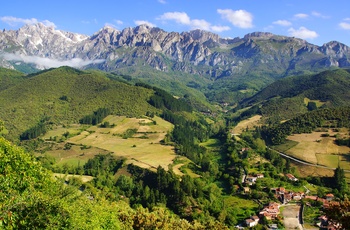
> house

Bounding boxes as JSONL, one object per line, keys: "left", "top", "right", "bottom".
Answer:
{"left": 245, "top": 216, "right": 259, "bottom": 227}
{"left": 293, "top": 192, "right": 303, "bottom": 200}
{"left": 256, "top": 173, "right": 264, "bottom": 178}
{"left": 272, "top": 187, "right": 285, "bottom": 195}
{"left": 251, "top": 215, "right": 259, "bottom": 222}
{"left": 245, "top": 219, "right": 256, "bottom": 228}
{"left": 286, "top": 173, "right": 298, "bottom": 181}
{"left": 245, "top": 176, "right": 257, "bottom": 185}
{"left": 259, "top": 202, "right": 280, "bottom": 220}
{"left": 243, "top": 187, "right": 250, "bottom": 194}
{"left": 304, "top": 195, "right": 318, "bottom": 201}
{"left": 325, "top": 193, "right": 334, "bottom": 201}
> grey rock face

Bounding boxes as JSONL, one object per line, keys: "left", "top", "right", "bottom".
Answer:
{"left": 0, "top": 23, "right": 349, "bottom": 78}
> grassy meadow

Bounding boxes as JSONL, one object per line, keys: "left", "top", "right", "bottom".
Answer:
{"left": 273, "top": 129, "right": 350, "bottom": 178}
{"left": 41, "top": 115, "right": 190, "bottom": 173}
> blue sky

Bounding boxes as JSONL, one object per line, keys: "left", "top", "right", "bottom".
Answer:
{"left": 1, "top": 0, "right": 350, "bottom": 46}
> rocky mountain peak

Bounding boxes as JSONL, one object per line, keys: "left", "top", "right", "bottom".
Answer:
{"left": 243, "top": 32, "right": 274, "bottom": 40}
{"left": 0, "top": 24, "right": 350, "bottom": 78}
{"left": 321, "top": 41, "right": 350, "bottom": 55}
{"left": 185, "top": 29, "right": 220, "bottom": 43}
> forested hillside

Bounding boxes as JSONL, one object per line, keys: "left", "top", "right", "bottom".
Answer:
{"left": 0, "top": 67, "right": 159, "bottom": 140}
{"left": 0, "top": 67, "right": 25, "bottom": 91}
{"left": 232, "top": 68, "right": 350, "bottom": 123}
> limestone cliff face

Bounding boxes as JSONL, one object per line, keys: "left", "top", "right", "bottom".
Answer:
{"left": 0, "top": 23, "right": 349, "bottom": 78}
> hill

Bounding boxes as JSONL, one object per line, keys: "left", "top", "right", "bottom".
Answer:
{"left": 0, "top": 66, "right": 158, "bottom": 140}
{"left": 238, "top": 68, "right": 350, "bottom": 121}
{"left": 0, "top": 67, "right": 25, "bottom": 91}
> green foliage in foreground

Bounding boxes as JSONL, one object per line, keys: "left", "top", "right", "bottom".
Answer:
{"left": 0, "top": 137, "right": 229, "bottom": 229}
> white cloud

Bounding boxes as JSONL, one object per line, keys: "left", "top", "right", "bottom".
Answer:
{"left": 311, "top": 11, "right": 329, "bottom": 19}
{"left": 104, "top": 23, "right": 117, "bottom": 29}
{"left": 210, "top": 25, "right": 231, "bottom": 32}
{"left": 0, "top": 16, "right": 56, "bottom": 28}
{"left": 1, "top": 53, "right": 105, "bottom": 68}
{"left": 339, "top": 22, "right": 350, "bottom": 30}
{"left": 134, "top": 20, "right": 156, "bottom": 27}
{"left": 158, "top": 0, "right": 166, "bottom": 4}
{"left": 1, "top": 16, "right": 38, "bottom": 26}
{"left": 114, "top": 20, "right": 123, "bottom": 25}
{"left": 288, "top": 27, "right": 318, "bottom": 39}
{"left": 344, "top": 18, "right": 350, "bottom": 21}
{"left": 158, "top": 11, "right": 231, "bottom": 32}
{"left": 294, "top": 13, "right": 309, "bottom": 19}
{"left": 42, "top": 20, "right": 56, "bottom": 27}
{"left": 217, "top": 9, "right": 253, "bottom": 29}
{"left": 191, "top": 19, "right": 211, "bottom": 31}
{"left": 158, "top": 12, "right": 191, "bottom": 25}
{"left": 273, "top": 20, "right": 292, "bottom": 26}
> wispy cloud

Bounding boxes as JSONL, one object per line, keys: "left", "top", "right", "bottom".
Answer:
{"left": 158, "top": 12, "right": 191, "bottom": 25}
{"left": 217, "top": 9, "right": 253, "bottom": 29}
{"left": 0, "top": 16, "right": 56, "bottom": 27}
{"left": 294, "top": 13, "right": 309, "bottom": 19}
{"left": 134, "top": 20, "right": 156, "bottom": 27}
{"left": 339, "top": 22, "right": 350, "bottom": 30}
{"left": 1, "top": 53, "right": 105, "bottom": 68}
{"left": 273, "top": 20, "right": 292, "bottom": 27}
{"left": 81, "top": 19, "right": 98, "bottom": 25}
{"left": 311, "top": 11, "right": 329, "bottom": 19}
{"left": 211, "top": 25, "right": 231, "bottom": 33}
{"left": 158, "top": 11, "right": 230, "bottom": 32}
{"left": 288, "top": 27, "right": 318, "bottom": 39}
{"left": 114, "top": 20, "right": 123, "bottom": 25}
{"left": 158, "top": 0, "right": 166, "bottom": 4}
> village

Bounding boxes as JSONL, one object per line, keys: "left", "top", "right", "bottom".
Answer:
{"left": 239, "top": 171, "right": 340, "bottom": 229}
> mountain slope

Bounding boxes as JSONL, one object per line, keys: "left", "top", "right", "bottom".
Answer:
{"left": 239, "top": 68, "right": 350, "bottom": 121}
{"left": 1, "top": 23, "right": 350, "bottom": 104}
{"left": 0, "top": 66, "right": 158, "bottom": 139}
{"left": 0, "top": 67, "right": 25, "bottom": 91}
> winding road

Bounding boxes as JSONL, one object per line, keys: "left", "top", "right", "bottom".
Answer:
{"left": 268, "top": 147, "right": 350, "bottom": 173}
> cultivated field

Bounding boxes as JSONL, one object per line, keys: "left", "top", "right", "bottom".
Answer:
{"left": 232, "top": 115, "right": 262, "bottom": 136}
{"left": 43, "top": 116, "right": 189, "bottom": 173}
{"left": 285, "top": 130, "right": 350, "bottom": 170}
{"left": 68, "top": 116, "right": 176, "bottom": 170}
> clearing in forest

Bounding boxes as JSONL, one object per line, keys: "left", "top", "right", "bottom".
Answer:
{"left": 43, "top": 116, "right": 189, "bottom": 173}
{"left": 232, "top": 115, "right": 262, "bottom": 136}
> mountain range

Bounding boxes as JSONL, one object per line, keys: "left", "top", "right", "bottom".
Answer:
{"left": 1, "top": 23, "right": 350, "bottom": 103}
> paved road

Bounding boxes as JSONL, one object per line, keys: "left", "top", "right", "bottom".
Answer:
{"left": 268, "top": 147, "right": 350, "bottom": 173}
{"left": 282, "top": 204, "right": 303, "bottom": 230}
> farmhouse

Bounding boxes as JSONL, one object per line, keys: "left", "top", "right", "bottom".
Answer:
{"left": 245, "top": 216, "right": 259, "bottom": 227}
{"left": 245, "top": 176, "right": 257, "bottom": 185}
{"left": 285, "top": 173, "right": 298, "bottom": 181}
{"left": 259, "top": 202, "right": 280, "bottom": 220}
{"left": 325, "top": 193, "right": 334, "bottom": 201}
{"left": 243, "top": 187, "right": 250, "bottom": 194}
{"left": 256, "top": 173, "right": 264, "bottom": 178}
